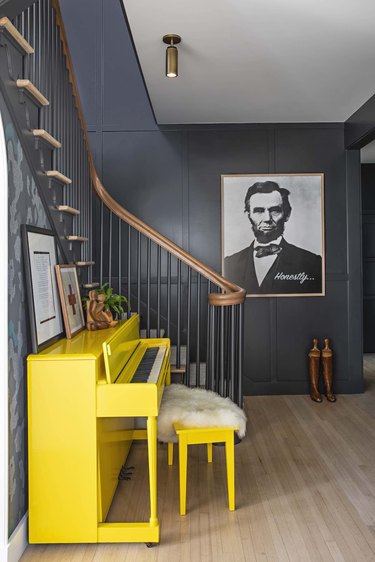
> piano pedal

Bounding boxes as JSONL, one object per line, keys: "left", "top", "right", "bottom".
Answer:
{"left": 118, "top": 464, "right": 134, "bottom": 481}
{"left": 146, "top": 542, "right": 157, "bottom": 548}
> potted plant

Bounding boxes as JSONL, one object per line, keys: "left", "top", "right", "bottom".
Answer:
{"left": 82, "top": 283, "right": 129, "bottom": 320}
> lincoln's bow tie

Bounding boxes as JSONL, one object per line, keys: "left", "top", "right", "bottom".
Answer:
{"left": 254, "top": 244, "right": 282, "bottom": 258}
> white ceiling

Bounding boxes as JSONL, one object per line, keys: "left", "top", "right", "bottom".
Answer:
{"left": 122, "top": 0, "right": 375, "bottom": 125}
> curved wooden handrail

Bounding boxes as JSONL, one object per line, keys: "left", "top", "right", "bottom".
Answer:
{"left": 52, "top": 0, "right": 246, "bottom": 306}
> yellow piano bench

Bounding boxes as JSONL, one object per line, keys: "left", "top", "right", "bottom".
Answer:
{"left": 167, "top": 423, "right": 238, "bottom": 516}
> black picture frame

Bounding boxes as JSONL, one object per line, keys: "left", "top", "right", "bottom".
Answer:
{"left": 22, "top": 225, "right": 64, "bottom": 352}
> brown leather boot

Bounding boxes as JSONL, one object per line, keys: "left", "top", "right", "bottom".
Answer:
{"left": 308, "top": 338, "right": 322, "bottom": 402}
{"left": 322, "top": 339, "right": 336, "bottom": 402}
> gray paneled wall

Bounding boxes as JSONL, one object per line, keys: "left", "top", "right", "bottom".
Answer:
{"left": 60, "top": 0, "right": 363, "bottom": 395}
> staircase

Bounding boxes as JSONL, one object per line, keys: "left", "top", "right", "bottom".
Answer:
{"left": 0, "top": 12, "right": 93, "bottom": 287}
{"left": 1, "top": 0, "right": 246, "bottom": 405}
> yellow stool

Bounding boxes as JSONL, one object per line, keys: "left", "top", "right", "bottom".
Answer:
{"left": 167, "top": 423, "right": 238, "bottom": 515}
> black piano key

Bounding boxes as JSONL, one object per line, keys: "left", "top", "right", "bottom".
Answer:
{"left": 132, "top": 347, "right": 159, "bottom": 382}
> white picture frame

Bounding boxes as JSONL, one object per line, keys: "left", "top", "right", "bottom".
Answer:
{"left": 221, "top": 174, "right": 325, "bottom": 297}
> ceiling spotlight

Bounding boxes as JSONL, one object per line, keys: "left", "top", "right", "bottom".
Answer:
{"left": 163, "top": 34, "right": 181, "bottom": 78}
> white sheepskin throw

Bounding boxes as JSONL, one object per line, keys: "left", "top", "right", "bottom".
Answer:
{"left": 158, "top": 384, "right": 247, "bottom": 443}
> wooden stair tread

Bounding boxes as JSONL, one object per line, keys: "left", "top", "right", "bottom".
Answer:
{"left": 0, "top": 17, "right": 34, "bottom": 54}
{"left": 66, "top": 235, "right": 88, "bottom": 241}
{"left": 76, "top": 261, "right": 95, "bottom": 266}
{"left": 82, "top": 283, "right": 100, "bottom": 289}
{"left": 56, "top": 205, "right": 80, "bottom": 215}
{"left": 16, "top": 79, "right": 49, "bottom": 106}
{"left": 32, "top": 129, "right": 61, "bottom": 148}
{"left": 45, "top": 170, "right": 72, "bottom": 184}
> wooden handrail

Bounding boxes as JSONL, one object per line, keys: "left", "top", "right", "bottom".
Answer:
{"left": 52, "top": 0, "right": 246, "bottom": 306}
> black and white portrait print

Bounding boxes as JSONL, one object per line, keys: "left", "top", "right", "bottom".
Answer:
{"left": 222, "top": 174, "right": 325, "bottom": 297}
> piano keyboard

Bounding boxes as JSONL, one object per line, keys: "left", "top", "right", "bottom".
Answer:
{"left": 132, "top": 345, "right": 167, "bottom": 383}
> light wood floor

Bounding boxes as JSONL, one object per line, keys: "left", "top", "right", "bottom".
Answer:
{"left": 21, "top": 359, "right": 375, "bottom": 562}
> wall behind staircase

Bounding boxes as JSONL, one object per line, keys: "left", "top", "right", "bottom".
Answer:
{"left": 3, "top": 91, "right": 50, "bottom": 536}
{"left": 60, "top": 0, "right": 363, "bottom": 395}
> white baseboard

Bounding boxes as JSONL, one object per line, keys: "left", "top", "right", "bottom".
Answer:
{"left": 7, "top": 513, "right": 28, "bottom": 562}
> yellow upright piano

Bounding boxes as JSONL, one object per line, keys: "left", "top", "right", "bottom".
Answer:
{"left": 27, "top": 313, "right": 170, "bottom": 544}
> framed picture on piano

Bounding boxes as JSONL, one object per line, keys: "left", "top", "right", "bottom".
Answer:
{"left": 55, "top": 264, "right": 85, "bottom": 339}
{"left": 21, "top": 225, "right": 65, "bottom": 353}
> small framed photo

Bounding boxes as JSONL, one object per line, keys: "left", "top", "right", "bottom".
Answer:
{"left": 55, "top": 265, "right": 85, "bottom": 338}
{"left": 22, "top": 225, "right": 64, "bottom": 352}
{"left": 222, "top": 174, "right": 325, "bottom": 297}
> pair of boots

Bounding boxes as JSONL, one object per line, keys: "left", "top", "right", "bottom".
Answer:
{"left": 308, "top": 338, "right": 336, "bottom": 403}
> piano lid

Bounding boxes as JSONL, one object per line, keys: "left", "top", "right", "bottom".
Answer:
{"left": 27, "top": 320, "right": 129, "bottom": 359}
{"left": 102, "top": 314, "right": 140, "bottom": 384}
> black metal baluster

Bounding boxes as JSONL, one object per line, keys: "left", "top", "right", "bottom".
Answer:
{"left": 176, "top": 260, "right": 181, "bottom": 369}
{"left": 205, "top": 281, "right": 212, "bottom": 389}
{"left": 31, "top": 4, "right": 36, "bottom": 84}
{"left": 146, "top": 238, "right": 151, "bottom": 338}
{"left": 37, "top": 1, "right": 41, "bottom": 94}
{"left": 137, "top": 231, "right": 141, "bottom": 315}
{"left": 99, "top": 201, "right": 103, "bottom": 285}
{"left": 167, "top": 253, "right": 171, "bottom": 338}
{"left": 108, "top": 211, "right": 112, "bottom": 287}
{"left": 88, "top": 180, "right": 93, "bottom": 285}
{"left": 118, "top": 218, "right": 121, "bottom": 297}
{"left": 230, "top": 305, "right": 236, "bottom": 401}
{"left": 186, "top": 267, "right": 191, "bottom": 386}
{"left": 238, "top": 303, "right": 244, "bottom": 407}
{"left": 225, "top": 306, "right": 230, "bottom": 397}
{"left": 215, "top": 307, "right": 220, "bottom": 393}
{"left": 127, "top": 225, "right": 131, "bottom": 315}
{"left": 46, "top": 0, "right": 51, "bottom": 133}
{"left": 219, "top": 307, "right": 225, "bottom": 396}
{"left": 79, "top": 133, "right": 83, "bottom": 239}
{"left": 196, "top": 273, "right": 201, "bottom": 387}
{"left": 157, "top": 246, "right": 161, "bottom": 337}
{"left": 23, "top": 9, "right": 29, "bottom": 80}
{"left": 52, "top": 16, "right": 58, "bottom": 170}
{"left": 41, "top": 0, "right": 46, "bottom": 130}
{"left": 82, "top": 140, "right": 87, "bottom": 263}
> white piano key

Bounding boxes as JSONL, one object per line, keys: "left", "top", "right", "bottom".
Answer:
{"left": 147, "top": 346, "right": 167, "bottom": 384}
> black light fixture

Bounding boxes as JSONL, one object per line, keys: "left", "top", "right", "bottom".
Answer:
{"left": 163, "top": 34, "right": 181, "bottom": 78}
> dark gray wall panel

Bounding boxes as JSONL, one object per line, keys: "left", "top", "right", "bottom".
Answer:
{"left": 88, "top": 131, "right": 102, "bottom": 176}
{"left": 188, "top": 129, "right": 269, "bottom": 268}
{"left": 363, "top": 262, "right": 375, "bottom": 295}
{"left": 0, "top": 0, "right": 35, "bottom": 21}
{"left": 60, "top": 0, "right": 100, "bottom": 130}
{"left": 362, "top": 164, "right": 375, "bottom": 352}
{"left": 243, "top": 299, "right": 272, "bottom": 385}
{"left": 346, "top": 151, "right": 363, "bottom": 391}
{"left": 363, "top": 299, "right": 375, "bottom": 352}
{"left": 275, "top": 127, "right": 347, "bottom": 276}
{"left": 345, "top": 94, "right": 375, "bottom": 149}
{"left": 102, "top": 131, "right": 183, "bottom": 244}
{"left": 102, "top": 0, "right": 156, "bottom": 131}
{"left": 361, "top": 165, "right": 375, "bottom": 211}
{"left": 276, "top": 281, "right": 348, "bottom": 383}
{"left": 363, "top": 221, "right": 375, "bottom": 258}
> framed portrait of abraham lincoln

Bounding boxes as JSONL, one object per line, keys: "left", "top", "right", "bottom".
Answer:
{"left": 221, "top": 174, "right": 325, "bottom": 297}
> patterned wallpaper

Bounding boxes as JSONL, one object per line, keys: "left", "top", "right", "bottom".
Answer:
{"left": 3, "top": 93, "right": 50, "bottom": 537}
